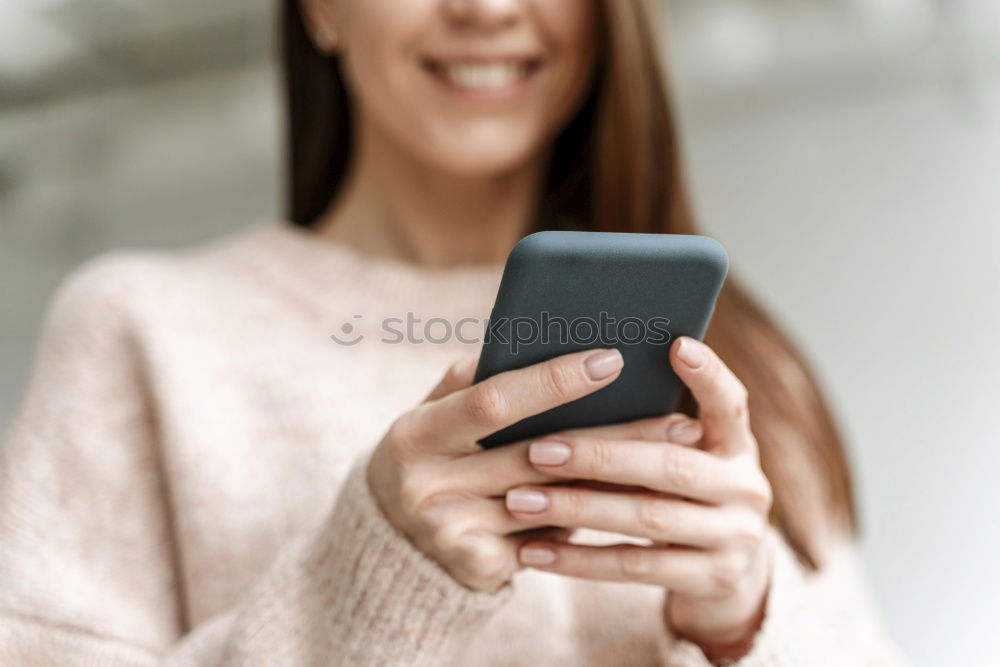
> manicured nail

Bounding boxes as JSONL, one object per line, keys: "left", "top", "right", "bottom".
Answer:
{"left": 667, "top": 419, "right": 701, "bottom": 444}
{"left": 520, "top": 544, "right": 557, "bottom": 566}
{"left": 585, "top": 349, "right": 624, "bottom": 380}
{"left": 676, "top": 338, "right": 707, "bottom": 369}
{"left": 529, "top": 441, "right": 571, "bottom": 466}
{"left": 506, "top": 488, "right": 549, "bottom": 513}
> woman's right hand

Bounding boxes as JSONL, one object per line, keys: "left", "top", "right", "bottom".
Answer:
{"left": 366, "top": 348, "right": 630, "bottom": 593}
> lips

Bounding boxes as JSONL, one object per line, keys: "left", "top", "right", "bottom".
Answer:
{"left": 422, "top": 57, "right": 543, "bottom": 93}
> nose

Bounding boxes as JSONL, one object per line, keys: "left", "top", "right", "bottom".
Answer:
{"left": 442, "top": 0, "right": 524, "bottom": 30}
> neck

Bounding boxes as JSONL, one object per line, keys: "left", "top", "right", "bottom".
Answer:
{"left": 315, "top": 115, "right": 545, "bottom": 268}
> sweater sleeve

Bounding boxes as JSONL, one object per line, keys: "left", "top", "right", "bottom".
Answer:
{"left": 0, "top": 255, "right": 512, "bottom": 667}
{"left": 655, "top": 526, "right": 910, "bottom": 667}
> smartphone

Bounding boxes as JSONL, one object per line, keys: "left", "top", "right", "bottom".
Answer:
{"left": 473, "top": 231, "right": 728, "bottom": 447}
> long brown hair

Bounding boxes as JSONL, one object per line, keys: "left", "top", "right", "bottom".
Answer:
{"left": 279, "top": 0, "right": 856, "bottom": 569}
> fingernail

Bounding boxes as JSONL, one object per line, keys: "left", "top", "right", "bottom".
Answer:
{"left": 667, "top": 419, "right": 701, "bottom": 444}
{"left": 529, "top": 441, "right": 571, "bottom": 466}
{"left": 520, "top": 544, "right": 556, "bottom": 566}
{"left": 506, "top": 488, "right": 549, "bottom": 513}
{"left": 676, "top": 338, "right": 707, "bottom": 369}
{"left": 585, "top": 349, "right": 624, "bottom": 381}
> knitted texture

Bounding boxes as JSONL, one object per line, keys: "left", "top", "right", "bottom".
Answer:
{"left": 0, "top": 221, "right": 908, "bottom": 665}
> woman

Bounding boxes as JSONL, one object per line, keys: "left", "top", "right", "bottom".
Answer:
{"left": 0, "top": 0, "right": 906, "bottom": 664}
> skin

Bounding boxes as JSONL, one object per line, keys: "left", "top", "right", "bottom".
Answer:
{"left": 300, "top": 0, "right": 773, "bottom": 660}
{"left": 302, "top": 0, "right": 597, "bottom": 265}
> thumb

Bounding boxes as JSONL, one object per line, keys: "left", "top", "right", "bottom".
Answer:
{"left": 423, "top": 355, "right": 479, "bottom": 403}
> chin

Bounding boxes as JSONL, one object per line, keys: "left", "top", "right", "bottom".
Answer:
{"left": 439, "top": 154, "right": 536, "bottom": 178}
{"left": 424, "top": 136, "right": 546, "bottom": 179}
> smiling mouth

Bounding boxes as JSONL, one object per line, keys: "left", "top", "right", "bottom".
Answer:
{"left": 422, "top": 58, "right": 544, "bottom": 94}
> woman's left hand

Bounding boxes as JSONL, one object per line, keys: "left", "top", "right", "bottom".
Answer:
{"left": 505, "top": 336, "right": 774, "bottom": 660}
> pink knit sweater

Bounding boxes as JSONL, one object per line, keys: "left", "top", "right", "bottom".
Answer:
{"left": 0, "top": 221, "right": 907, "bottom": 666}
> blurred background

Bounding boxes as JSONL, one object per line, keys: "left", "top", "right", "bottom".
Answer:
{"left": 1, "top": 1, "right": 998, "bottom": 663}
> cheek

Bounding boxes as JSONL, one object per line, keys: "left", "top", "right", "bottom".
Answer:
{"left": 537, "top": 0, "right": 600, "bottom": 103}
{"left": 339, "top": 3, "right": 478, "bottom": 169}
{"left": 338, "top": 0, "right": 599, "bottom": 176}
{"left": 338, "top": 1, "right": 427, "bottom": 112}
{"left": 448, "top": 0, "right": 597, "bottom": 170}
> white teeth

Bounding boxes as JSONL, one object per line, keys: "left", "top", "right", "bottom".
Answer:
{"left": 443, "top": 62, "right": 525, "bottom": 91}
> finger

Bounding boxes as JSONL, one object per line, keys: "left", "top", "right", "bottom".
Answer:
{"left": 563, "top": 412, "right": 698, "bottom": 444}
{"left": 423, "top": 355, "right": 479, "bottom": 403}
{"left": 415, "top": 348, "right": 624, "bottom": 454}
{"left": 443, "top": 526, "right": 574, "bottom": 585}
{"left": 526, "top": 436, "right": 735, "bottom": 503}
{"left": 511, "top": 526, "right": 575, "bottom": 544}
{"left": 506, "top": 485, "right": 742, "bottom": 548}
{"left": 440, "top": 440, "right": 557, "bottom": 496}
{"left": 670, "top": 337, "right": 753, "bottom": 456}
{"left": 664, "top": 417, "right": 703, "bottom": 447}
{"left": 500, "top": 527, "right": 575, "bottom": 574}
{"left": 476, "top": 497, "right": 543, "bottom": 535}
{"left": 517, "top": 541, "right": 711, "bottom": 592}
{"left": 442, "top": 414, "right": 701, "bottom": 497}
{"left": 418, "top": 495, "right": 544, "bottom": 538}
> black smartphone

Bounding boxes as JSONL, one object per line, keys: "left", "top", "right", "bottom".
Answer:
{"left": 473, "top": 231, "right": 728, "bottom": 447}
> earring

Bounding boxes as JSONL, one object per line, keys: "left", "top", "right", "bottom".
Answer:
{"left": 315, "top": 25, "right": 340, "bottom": 53}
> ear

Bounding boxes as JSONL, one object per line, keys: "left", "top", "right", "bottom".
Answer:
{"left": 299, "top": 0, "right": 342, "bottom": 55}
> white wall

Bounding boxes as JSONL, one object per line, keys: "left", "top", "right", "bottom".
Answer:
{"left": 677, "top": 81, "right": 1000, "bottom": 665}
{"left": 0, "top": 64, "right": 280, "bottom": 416}
{"left": 2, "top": 21, "right": 999, "bottom": 666}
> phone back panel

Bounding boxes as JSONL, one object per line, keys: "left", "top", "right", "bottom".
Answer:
{"left": 473, "top": 231, "right": 728, "bottom": 447}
